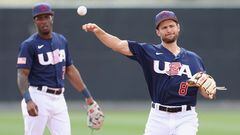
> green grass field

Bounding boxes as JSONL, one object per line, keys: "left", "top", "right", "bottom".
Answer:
{"left": 0, "top": 110, "right": 239, "bottom": 135}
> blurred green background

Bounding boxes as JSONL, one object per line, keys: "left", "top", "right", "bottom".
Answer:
{"left": 1, "top": 0, "right": 240, "bottom": 135}
{"left": 0, "top": 101, "right": 240, "bottom": 135}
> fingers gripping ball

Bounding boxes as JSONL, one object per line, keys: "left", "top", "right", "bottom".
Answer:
{"left": 77, "top": 6, "right": 87, "bottom": 16}
{"left": 87, "top": 101, "right": 104, "bottom": 130}
{"left": 188, "top": 72, "right": 217, "bottom": 99}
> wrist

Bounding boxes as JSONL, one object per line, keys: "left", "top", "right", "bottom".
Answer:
{"left": 81, "top": 87, "right": 92, "bottom": 99}
{"left": 23, "top": 90, "right": 32, "bottom": 103}
{"left": 95, "top": 28, "right": 105, "bottom": 35}
{"left": 86, "top": 98, "right": 94, "bottom": 105}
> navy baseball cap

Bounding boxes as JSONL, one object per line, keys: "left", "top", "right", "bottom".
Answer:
{"left": 155, "top": 10, "right": 178, "bottom": 28}
{"left": 32, "top": 3, "right": 54, "bottom": 18}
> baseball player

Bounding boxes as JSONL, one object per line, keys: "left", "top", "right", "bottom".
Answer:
{"left": 82, "top": 11, "right": 216, "bottom": 135}
{"left": 17, "top": 3, "right": 103, "bottom": 135}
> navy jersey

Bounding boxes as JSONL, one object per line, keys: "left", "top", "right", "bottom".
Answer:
{"left": 16, "top": 32, "right": 73, "bottom": 88}
{"left": 127, "top": 40, "right": 205, "bottom": 106}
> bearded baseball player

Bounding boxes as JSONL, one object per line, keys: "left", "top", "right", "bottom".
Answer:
{"left": 82, "top": 10, "right": 217, "bottom": 135}
{"left": 17, "top": 3, "right": 104, "bottom": 135}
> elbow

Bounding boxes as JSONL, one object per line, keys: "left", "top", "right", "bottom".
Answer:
{"left": 111, "top": 44, "right": 122, "bottom": 53}
{"left": 111, "top": 47, "right": 119, "bottom": 52}
{"left": 109, "top": 40, "right": 131, "bottom": 56}
{"left": 112, "top": 45, "right": 129, "bottom": 56}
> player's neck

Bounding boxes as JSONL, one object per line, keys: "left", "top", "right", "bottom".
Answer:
{"left": 38, "top": 32, "right": 52, "bottom": 40}
{"left": 162, "top": 42, "right": 180, "bottom": 56}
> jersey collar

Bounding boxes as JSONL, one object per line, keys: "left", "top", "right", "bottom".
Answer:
{"left": 156, "top": 44, "right": 185, "bottom": 60}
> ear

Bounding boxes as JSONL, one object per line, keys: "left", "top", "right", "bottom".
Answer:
{"left": 155, "top": 29, "right": 161, "bottom": 37}
{"left": 50, "top": 15, "right": 54, "bottom": 23}
{"left": 177, "top": 23, "right": 180, "bottom": 32}
{"left": 33, "top": 19, "right": 37, "bottom": 27}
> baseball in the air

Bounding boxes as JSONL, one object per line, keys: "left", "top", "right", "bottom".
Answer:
{"left": 77, "top": 6, "right": 87, "bottom": 16}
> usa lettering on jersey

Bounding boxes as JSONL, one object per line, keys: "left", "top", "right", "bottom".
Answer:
{"left": 153, "top": 60, "right": 192, "bottom": 78}
{"left": 38, "top": 49, "right": 66, "bottom": 65}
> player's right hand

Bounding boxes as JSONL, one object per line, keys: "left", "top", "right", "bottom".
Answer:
{"left": 82, "top": 23, "right": 100, "bottom": 33}
{"left": 26, "top": 100, "right": 38, "bottom": 116}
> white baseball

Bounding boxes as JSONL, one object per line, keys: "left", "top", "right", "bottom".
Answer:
{"left": 77, "top": 6, "right": 87, "bottom": 16}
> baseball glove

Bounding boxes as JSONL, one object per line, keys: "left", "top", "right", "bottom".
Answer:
{"left": 187, "top": 72, "right": 217, "bottom": 99}
{"left": 87, "top": 101, "right": 104, "bottom": 130}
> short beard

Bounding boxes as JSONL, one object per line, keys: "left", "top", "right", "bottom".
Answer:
{"left": 162, "top": 35, "right": 178, "bottom": 44}
{"left": 41, "top": 31, "right": 50, "bottom": 35}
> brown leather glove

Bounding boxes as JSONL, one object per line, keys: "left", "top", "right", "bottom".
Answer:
{"left": 187, "top": 72, "right": 217, "bottom": 99}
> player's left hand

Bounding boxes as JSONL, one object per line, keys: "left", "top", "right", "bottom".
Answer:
{"left": 187, "top": 72, "right": 217, "bottom": 99}
{"left": 87, "top": 101, "right": 104, "bottom": 130}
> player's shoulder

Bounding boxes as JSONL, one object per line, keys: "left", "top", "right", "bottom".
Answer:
{"left": 183, "top": 49, "right": 199, "bottom": 56}
{"left": 182, "top": 48, "right": 202, "bottom": 60}
{"left": 52, "top": 32, "right": 67, "bottom": 42}
{"left": 128, "top": 40, "right": 155, "bottom": 48}
{"left": 52, "top": 32, "right": 65, "bottom": 38}
{"left": 20, "top": 33, "right": 38, "bottom": 48}
{"left": 127, "top": 40, "right": 158, "bottom": 55}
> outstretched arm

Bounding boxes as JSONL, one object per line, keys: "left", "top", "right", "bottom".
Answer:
{"left": 82, "top": 23, "right": 133, "bottom": 56}
{"left": 66, "top": 64, "right": 94, "bottom": 105}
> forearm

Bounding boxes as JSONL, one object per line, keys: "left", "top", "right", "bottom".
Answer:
{"left": 66, "top": 65, "right": 94, "bottom": 104}
{"left": 94, "top": 28, "right": 123, "bottom": 51}
{"left": 83, "top": 23, "right": 132, "bottom": 56}
{"left": 17, "top": 69, "right": 32, "bottom": 103}
{"left": 17, "top": 69, "right": 30, "bottom": 95}
{"left": 66, "top": 65, "right": 86, "bottom": 91}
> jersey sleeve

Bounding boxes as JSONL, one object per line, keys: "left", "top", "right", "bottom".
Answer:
{"left": 127, "top": 40, "right": 146, "bottom": 61}
{"left": 193, "top": 52, "right": 206, "bottom": 72}
{"left": 189, "top": 51, "right": 206, "bottom": 73}
{"left": 16, "top": 42, "right": 34, "bottom": 69}
{"left": 198, "top": 56, "right": 206, "bottom": 72}
{"left": 63, "top": 38, "right": 73, "bottom": 67}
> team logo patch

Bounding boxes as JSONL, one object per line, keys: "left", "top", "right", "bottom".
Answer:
{"left": 17, "top": 57, "right": 27, "bottom": 64}
{"left": 39, "top": 5, "right": 48, "bottom": 12}
{"left": 167, "top": 62, "right": 181, "bottom": 76}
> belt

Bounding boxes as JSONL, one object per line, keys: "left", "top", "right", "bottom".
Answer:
{"left": 36, "top": 86, "right": 63, "bottom": 95}
{"left": 152, "top": 103, "right": 192, "bottom": 113}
